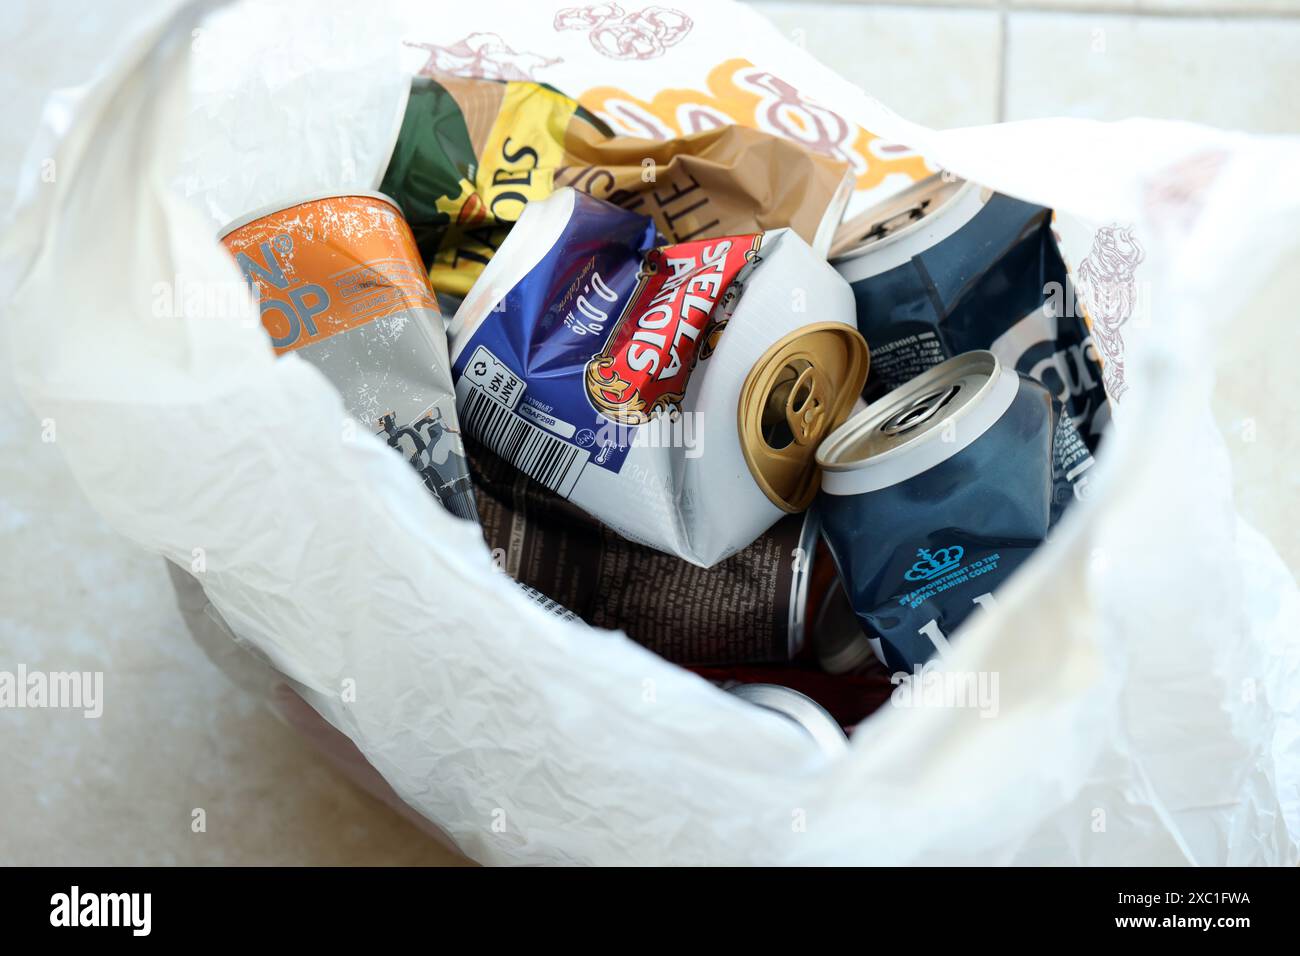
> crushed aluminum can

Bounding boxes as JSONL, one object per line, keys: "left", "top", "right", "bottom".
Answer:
{"left": 380, "top": 74, "right": 853, "bottom": 297}
{"left": 816, "top": 350, "right": 1093, "bottom": 674}
{"left": 832, "top": 172, "right": 1110, "bottom": 450}
{"left": 448, "top": 187, "right": 868, "bottom": 567}
{"left": 470, "top": 440, "right": 836, "bottom": 663}
{"left": 723, "top": 682, "right": 849, "bottom": 758}
{"left": 220, "top": 191, "right": 477, "bottom": 521}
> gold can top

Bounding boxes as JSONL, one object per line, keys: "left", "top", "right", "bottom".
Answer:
{"left": 738, "top": 322, "right": 870, "bottom": 513}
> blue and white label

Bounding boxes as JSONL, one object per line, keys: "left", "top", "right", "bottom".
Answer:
{"left": 463, "top": 345, "right": 524, "bottom": 412}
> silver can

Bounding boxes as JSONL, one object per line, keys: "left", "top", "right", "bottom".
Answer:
{"left": 725, "top": 683, "right": 849, "bottom": 757}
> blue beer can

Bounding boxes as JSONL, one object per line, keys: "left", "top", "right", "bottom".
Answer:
{"left": 815, "top": 351, "right": 1093, "bottom": 674}
{"left": 832, "top": 173, "right": 1110, "bottom": 451}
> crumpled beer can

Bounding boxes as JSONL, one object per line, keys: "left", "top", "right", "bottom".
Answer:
{"left": 447, "top": 187, "right": 868, "bottom": 566}
{"left": 816, "top": 351, "right": 1093, "bottom": 673}
{"left": 379, "top": 73, "right": 854, "bottom": 298}
{"left": 832, "top": 173, "right": 1110, "bottom": 450}
{"left": 220, "top": 191, "right": 477, "bottom": 520}
{"left": 470, "top": 438, "right": 833, "bottom": 663}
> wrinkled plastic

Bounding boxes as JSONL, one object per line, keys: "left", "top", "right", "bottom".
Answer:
{"left": 4, "top": 0, "right": 1298, "bottom": 865}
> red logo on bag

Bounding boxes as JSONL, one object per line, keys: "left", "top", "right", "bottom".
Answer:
{"left": 584, "top": 234, "right": 761, "bottom": 424}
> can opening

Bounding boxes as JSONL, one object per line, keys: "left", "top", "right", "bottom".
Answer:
{"left": 880, "top": 384, "right": 960, "bottom": 436}
{"left": 738, "top": 324, "right": 870, "bottom": 513}
{"left": 761, "top": 359, "right": 818, "bottom": 450}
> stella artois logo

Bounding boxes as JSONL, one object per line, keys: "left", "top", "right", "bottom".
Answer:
{"left": 584, "top": 234, "right": 762, "bottom": 424}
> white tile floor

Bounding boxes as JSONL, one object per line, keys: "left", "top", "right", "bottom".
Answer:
{"left": 0, "top": 357, "right": 468, "bottom": 865}
{"left": 3, "top": 0, "right": 1296, "bottom": 865}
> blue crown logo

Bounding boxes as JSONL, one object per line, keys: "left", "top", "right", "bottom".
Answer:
{"left": 904, "top": 546, "right": 964, "bottom": 582}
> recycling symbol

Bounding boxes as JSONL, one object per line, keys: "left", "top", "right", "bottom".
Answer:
{"left": 472, "top": 360, "right": 488, "bottom": 377}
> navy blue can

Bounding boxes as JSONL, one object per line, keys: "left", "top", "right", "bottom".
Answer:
{"left": 816, "top": 351, "right": 1092, "bottom": 674}
{"left": 832, "top": 173, "right": 1109, "bottom": 451}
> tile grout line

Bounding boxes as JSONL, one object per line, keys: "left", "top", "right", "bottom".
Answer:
{"left": 745, "top": 1, "right": 1300, "bottom": 21}
{"left": 997, "top": 1, "right": 1010, "bottom": 123}
{"left": 1004, "top": 2, "right": 1300, "bottom": 18}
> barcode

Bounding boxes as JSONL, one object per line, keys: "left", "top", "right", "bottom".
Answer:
{"left": 461, "top": 387, "right": 587, "bottom": 496}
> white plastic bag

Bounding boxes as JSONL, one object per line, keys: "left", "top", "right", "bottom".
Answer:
{"left": 4, "top": 0, "right": 1297, "bottom": 865}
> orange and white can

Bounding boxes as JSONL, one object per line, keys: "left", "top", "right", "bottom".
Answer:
{"left": 220, "top": 191, "right": 477, "bottom": 520}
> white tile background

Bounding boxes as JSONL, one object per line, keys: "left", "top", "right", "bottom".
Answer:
{"left": 2, "top": 0, "right": 1295, "bottom": 866}
{"left": 750, "top": 0, "right": 1300, "bottom": 133}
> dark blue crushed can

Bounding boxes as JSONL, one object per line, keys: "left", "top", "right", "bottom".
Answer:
{"left": 816, "top": 351, "right": 1093, "bottom": 674}
{"left": 832, "top": 173, "right": 1109, "bottom": 451}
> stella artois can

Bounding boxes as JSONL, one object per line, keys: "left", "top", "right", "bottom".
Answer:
{"left": 220, "top": 191, "right": 477, "bottom": 521}
{"left": 447, "top": 188, "right": 869, "bottom": 567}
{"left": 816, "top": 351, "right": 1094, "bottom": 675}
{"left": 831, "top": 172, "right": 1109, "bottom": 451}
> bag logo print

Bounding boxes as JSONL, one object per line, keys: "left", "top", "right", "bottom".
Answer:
{"left": 554, "top": 5, "right": 693, "bottom": 60}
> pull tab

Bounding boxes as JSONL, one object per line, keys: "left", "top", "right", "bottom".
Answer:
{"left": 862, "top": 200, "right": 929, "bottom": 245}
{"left": 784, "top": 365, "right": 827, "bottom": 445}
{"left": 880, "top": 384, "right": 960, "bottom": 436}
